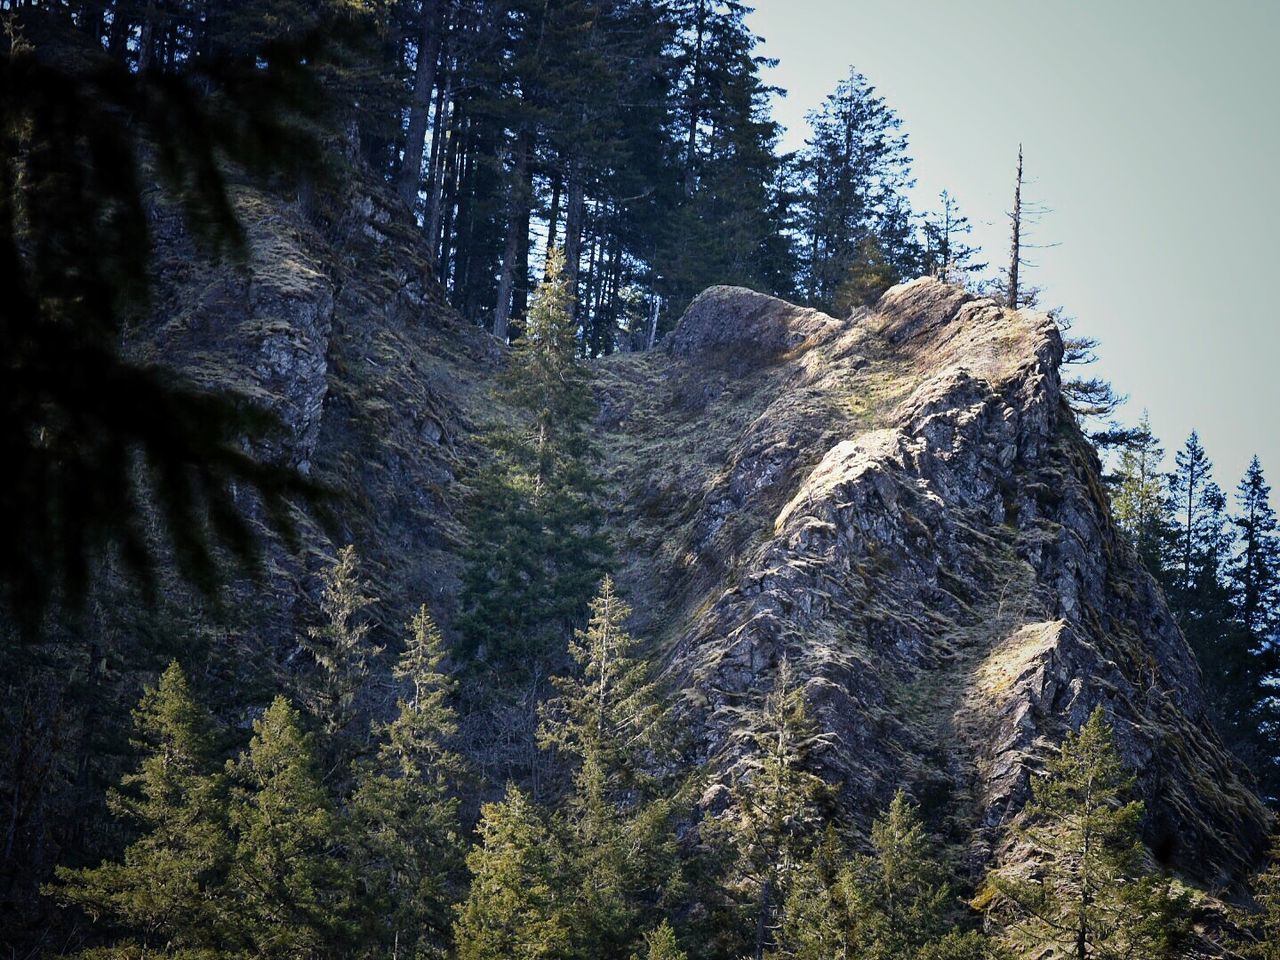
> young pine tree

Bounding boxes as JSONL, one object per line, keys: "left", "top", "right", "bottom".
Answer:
{"left": 780, "top": 791, "right": 989, "bottom": 960}
{"left": 718, "top": 658, "right": 831, "bottom": 960}
{"left": 300, "top": 545, "right": 381, "bottom": 747}
{"left": 458, "top": 248, "right": 609, "bottom": 666}
{"left": 977, "top": 708, "right": 1190, "bottom": 960}
{"left": 452, "top": 784, "right": 574, "bottom": 960}
{"left": 351, "top": 604, "right": 463, "bottom": 957}
{"left": 51, "top": 662, "right": 230, "bottom": 952}
{"left": 921, "top": 190, "right": 985, "bottom": 285}
{"left": 224, "top": 696, "right": 356, "bottom": 958}
{"left": 636, "top": 920, "right": 689, "bottom": 960}
{"left": 538, "top": 576, "right": 680, "bottom": 957}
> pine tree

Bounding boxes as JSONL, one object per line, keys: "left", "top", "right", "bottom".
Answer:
{"left": 1110, "top": 412, "right": 1171, "bottom": 577}
{"left": 977, "top": 708, "right": 1191, "bottom": 960}
{"left": 1230, "top": 457, "right": 1280, "bottom": 642}
{"left": 538, "top": 576, "right": 679, "bottom": 957}
{"left": 1232, "top": 837, "right": 1280, "bottom": 960}
{"left": 452, "top": 784, "right": 573, "bottom": 960}
{"left": 351, "top": 604, "right": 463, "bottom": 956}
{"left": 300, "top": 545, "right": 381, "bottom": 746}
{"left": 50, "top": 663, "right": 230, "bottom": 952}
{"left": 717, "top": 659, "right": 831, "bottom": 960}
{"left": 1226, "top": 457, "right": 1280, "bottom": 796}
{"left": 779, "top": 791, "right": 989, "bottom": 960}
{"left": 798, "top": 69, "right": 915, "bottom": 310}
{"left": 636, "top": 920, "right": 688, "bottom": 960}
{"left": 224, "top": 696, "right": 356, "bottom": 958}
{"left": 458, "top": 248, "right": 609, "bottom": 666}
{"left": 921, "top": 190, "right": 985, "bottom": 284}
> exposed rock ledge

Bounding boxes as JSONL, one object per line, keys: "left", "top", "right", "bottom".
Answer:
{"left": 597, "top": 277, "right": 1270, "bottom": 886}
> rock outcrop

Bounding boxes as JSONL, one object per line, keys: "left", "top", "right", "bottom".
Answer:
{"left": 596, "top": 279, "right": 1269, "bottom": 886}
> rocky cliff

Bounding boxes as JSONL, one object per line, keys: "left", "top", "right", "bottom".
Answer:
{"left": 133, "top": 185, "right": 1267, "bottom": 890}
{"left": 595, "top": 280, "right": 1270, "bottom": 886}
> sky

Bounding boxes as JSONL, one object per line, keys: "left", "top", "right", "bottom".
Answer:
{"left": 746, "top": 0, "right": 1279, "bottom": 504}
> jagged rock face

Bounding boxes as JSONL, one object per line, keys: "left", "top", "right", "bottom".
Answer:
{"left": 597, "top": 279, "right": 1269, "bottom": 885}
{"left": 132, "top": 183, "right": 489, "bottom": 651}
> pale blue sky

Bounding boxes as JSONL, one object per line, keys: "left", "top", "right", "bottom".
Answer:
{"left": 748, "top": 0, "right": 1278, "bottom": 504}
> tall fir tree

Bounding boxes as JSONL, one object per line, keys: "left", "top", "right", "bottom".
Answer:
{"left": 780, "top": 791, "right": 989, "bottom": 960}
{"left": 797, "top": 68, "right": 915, "bottom": 310}
{"left": 458, "top": 248, "right": 609, "bottom": 666}
{"left": 452, "top": 784, "right": 574, "bottom": 960}
{"left": 50, "top": 663, "right": 230, "bottom": 953}
{"left": 1167, "top": 432, "right": 1226, "bottom": 611}
{"left": 538, "top": 576, "right": 680, "bottom": 958}
{"left": 715, "top": 658, "right": 831, "bottom": 960}
{"left": 1230, "top": 457, "right": 1280, "bottom": 641}
{"left": 1110, "top": 412, "right": 1172, "bottom": 577}
{"left": 977, "top": 708, "right": 1191, "bottom": 960}
{"left": 224, "top": 697, "right": 356, "bottom": 958}
{"left": 351, "top": 604, "right": 463, "bottom": 956}
{"left": 1226, "top": 457, "right": 1280, "bottom": 796}
{"left": 299, "top": 545, "right": 381, "bottom": 751}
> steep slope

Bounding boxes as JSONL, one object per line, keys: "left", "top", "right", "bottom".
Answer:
{"left": 132, "top": 179, "right": 493, "bottom": 649}
{"left": 596, "top": 279, "right": 1269, "bottom": 886}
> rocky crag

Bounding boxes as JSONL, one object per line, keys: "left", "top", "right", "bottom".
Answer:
{"left": 595, "top": 280, "right": 1270, "bottom": 886}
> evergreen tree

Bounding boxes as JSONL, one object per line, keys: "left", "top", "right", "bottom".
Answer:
{"left": 50, "top": 663, "right": 230, "bottom": 952}
{"left": 977, "top": 708, "right": 1191, "bottom": 960}
{"left": 452, "top": 784, "right": 574, "bottom": 960}
{"left": 224, "top": 697, "right": 356, "bottom": 958}
{"left": 1230, "top": 457, "right": 1280, "bottom": 642}
{"left": 921, "top": 190, "right": 985, "bottom": 284}
{"left": 779, "top": 791, "right": 989, "bottom": 960}
{"left": 539, "top": 576, "right": 680, "bottom": 957}
{"left": 1110, "top": 412, "right": 1171, "bottom": 576}
{"left": 798, "top": 68, "right": 915, "bottom": 310}
{"left": 1162, "top": 433, "right": 1265, "bottom": 773}
{"left": 351, "top": 605, "right": 463, "bottom": 956}
{"left": 716, "top": 659, "right": 830, "bottom": 960}
{"left": 1226, "top": 457, "right": 1280, "bottom": 796}
{"left": 636, "top": 920, "right": 689, "bottom": 960}
{"left": 1167, "top": 432, "right": 1226, "bottom": 611}
{"left": 832, "top": 234, "right": 898, "bottom": 314}
{"left": 299, "top": 545, "right": 381, "bottom": 751}
{"left": 1232, "top": 836, "right": 1280, "bottom": 960}
{"left": 458, "top": 248, "right": 609, "bottom": 666}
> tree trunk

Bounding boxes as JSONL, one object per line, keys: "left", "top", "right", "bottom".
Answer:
{"left": 425, "top": 73, "right": 455, "bottom": 264}
{"left": 1006, "top": 144, "right": 1023, "bottom": 309}
{"left": 493, "top": 129, "right": 532, "bottom": 341}
{"left": 545, "top": 175, "right": 562, "bottom": 262}
{"left": 395, "top": 0, "right": 444, "bottom": 209}
{"left": 562, "top": 165, "right": 586, "bottom": 314}
{"left": 683, "top": 0, "right": 706, "bottom": 198}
